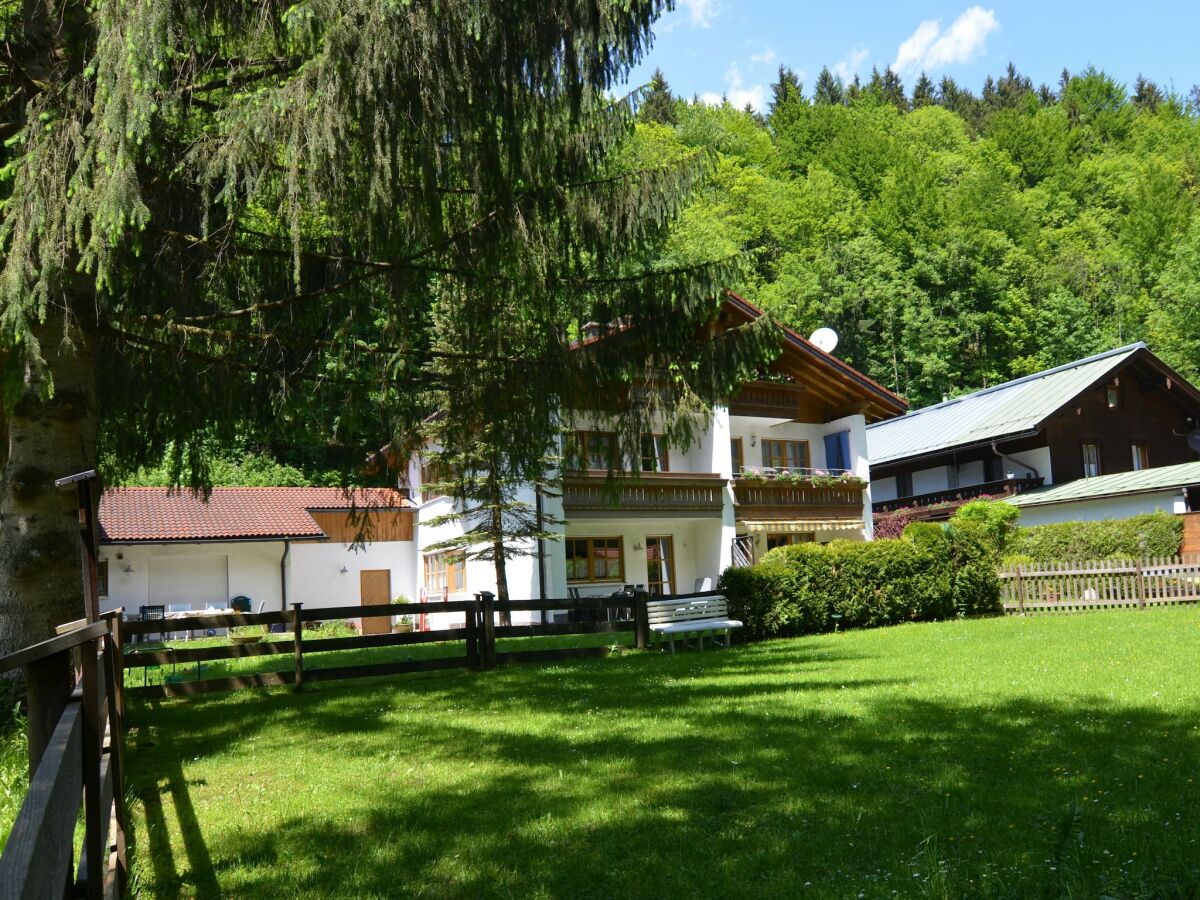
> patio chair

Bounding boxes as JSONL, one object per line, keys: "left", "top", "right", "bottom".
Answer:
{"left": 138, "top": 605, "right": 166, "bottom": 644}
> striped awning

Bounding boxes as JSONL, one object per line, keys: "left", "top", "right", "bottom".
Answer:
{"left": 740, "top": 519, "right": 864, "bottom": 533}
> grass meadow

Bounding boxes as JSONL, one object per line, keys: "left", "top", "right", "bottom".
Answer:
{"left": 104, "top": 609, "right": 1200, "bottom": 896}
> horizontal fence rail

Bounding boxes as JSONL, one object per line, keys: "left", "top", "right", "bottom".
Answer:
{"left": 999, "top": 557, "right": 1200, "bottom": 614}
{"left": 0, "top": 613, "right": 128, "bottom": 898}
{"left": 120, "top": 591, "right": 727, "bottom": 698}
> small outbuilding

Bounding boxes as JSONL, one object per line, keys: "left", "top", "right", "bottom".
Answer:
{"left": 99, "top": 487, "right": 416, "bottom": 630}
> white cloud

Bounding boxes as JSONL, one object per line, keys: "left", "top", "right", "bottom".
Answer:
{"left": 700, "top": 61, "right": 767, "bottom": 111}
{"left": 750, "top": 48, "right": 777, "bottom": 65}
{"left": 832, "top": 44, "right": 870, "bottom": 82}
{"left": 663, "top": 0, "right": 718, "bottom": 30}
{"left": 892, "top": 6, "right": 998, "bottom": 75}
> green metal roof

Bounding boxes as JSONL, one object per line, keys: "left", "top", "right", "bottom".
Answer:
{"left": 1006, "top": 460, "right": 1200, "bottom": 508}
{"left": 867, "top": 344, "right": 1146, "bottom": 466}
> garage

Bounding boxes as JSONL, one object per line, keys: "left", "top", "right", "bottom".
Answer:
{"left": 147, "top": 556, "right": 230, "bottom": 609}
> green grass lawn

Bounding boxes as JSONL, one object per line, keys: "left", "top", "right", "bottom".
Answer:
{"left": 125, "top": 609, "right": 1200, "bottom": 898}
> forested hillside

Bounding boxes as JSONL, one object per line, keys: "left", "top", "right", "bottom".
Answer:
{"left": 635, "top": 65, "right": 1200, "bottom": 407}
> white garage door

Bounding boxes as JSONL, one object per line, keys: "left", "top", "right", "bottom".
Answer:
{"left": 148, "top": 556, "right": 229, "bottom": 608}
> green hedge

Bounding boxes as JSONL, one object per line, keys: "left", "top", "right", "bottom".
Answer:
{"left": 719, "top": 527, "right": 1001, "bottom": 641}
{"left": 1009, "top": 511, "right": 1182, "bottom": 563}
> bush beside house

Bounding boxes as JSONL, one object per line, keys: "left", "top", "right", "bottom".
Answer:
{"left": 719, "top": 525, "right": 1000, "bottom": 641}
{"left": 1009, "top": 511, "right": 1182, "bottom": 563}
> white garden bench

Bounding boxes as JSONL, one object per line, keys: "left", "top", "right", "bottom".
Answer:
{"left": 646, "top": 594, "right": 743, "bottom": 653}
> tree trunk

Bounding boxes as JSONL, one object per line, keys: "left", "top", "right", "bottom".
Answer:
{"left": 491, "top": 506, "right": 512, "bottom": 627}
{"left": 0, "top": 318, "right": 97, "bottom": 653}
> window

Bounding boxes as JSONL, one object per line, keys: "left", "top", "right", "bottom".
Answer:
{"left": 1082, "top": 443, "right": 1101, "bottom": 478}
{"left": 1132, "top": 443, "right": 1150, "bottom": 471}
{"left": 420, "top": 459, "right": 450, "bottom": 502}
{"left": 761, "top": 439, "right": 810, "bottom": 471}
{"left": 570, "top": 431, "right": 618, "bottom": 471}
{"left": 983, "top": 457, "right": 1003, "bottom": 483}
{"left": 766, "top": 533, "right": 815, "bottom": 551}
{"left": 730, "top": 438, "right": 744, "bottom": 475}
{"left": 640, "top": 435, "right": 670, "bottom": 473}
{"left": 423, "top": 552, "right": 466, "bottom": 595}
{"left": 1106, "top": 383, "right": 1121, "bottom": 409}
{"left": 645, "top": 536, "right": 675, "bottom": 596}
{"left": 97, "top": 560, "right": 109, "bottom": 598}
{"left": 566, "top": 537, "right": 624, "bottom": 582}
{"left": 896, "top": 471, "right": 913, "bottom": 499}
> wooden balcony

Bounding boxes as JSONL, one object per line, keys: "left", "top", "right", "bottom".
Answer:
{"left": 562, "top": 473, "right": 726, "bottom": 518}
{"left": 729, "top": 381, "right": 808, "bottom": 420}
{"left": 732, "top": 477, "right": 865, "bottom": 522}
{"left": 872, "top": 476, "right": 1043, "bottom": 515}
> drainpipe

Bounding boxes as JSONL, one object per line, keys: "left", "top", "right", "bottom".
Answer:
{"left": 280, "top": 539, "right": 291, "bottom": 612}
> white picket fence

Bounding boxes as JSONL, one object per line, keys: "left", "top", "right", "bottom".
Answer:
{"left": 998, "top": 557, "right": 1200, "bottom": 614}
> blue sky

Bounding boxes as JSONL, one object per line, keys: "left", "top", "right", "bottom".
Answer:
{"left": 625, "top": 2, "right": 1200, "bottom": 110}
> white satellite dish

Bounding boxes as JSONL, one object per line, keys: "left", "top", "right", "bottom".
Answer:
{"left": 809, "top": 327, "right": 839, "bottom": 354}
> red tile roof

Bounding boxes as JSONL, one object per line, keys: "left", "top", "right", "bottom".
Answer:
{"left": 99, "top": 487, "right": 412, "bottom": 543}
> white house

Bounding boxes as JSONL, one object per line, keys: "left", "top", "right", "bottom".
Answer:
{"left": 98, "top": 487, "right": 416, "bottom": 633}
{"left": 410, "top": 294, "right": 908, "bottom": 617}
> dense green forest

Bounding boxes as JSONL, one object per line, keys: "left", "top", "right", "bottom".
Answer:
{"left": 127, "top": 62, "right": 1200, "bottom": 485}
{"left": 634, "top": 63, "right": 1200, "bottom": 407}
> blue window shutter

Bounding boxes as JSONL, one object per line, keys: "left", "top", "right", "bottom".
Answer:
{"left": 824, "top": 431, "right": 851, "bottom": 471}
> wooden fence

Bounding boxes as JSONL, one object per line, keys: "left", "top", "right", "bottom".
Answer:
{"left": 999, "top": 557, "right": 1200, "bottom": 614}
{"left": 119, "top": 590, "right": 681, "bottom": 698}
{"left": 0, "top": 613, "right": 128, "bottom": 898}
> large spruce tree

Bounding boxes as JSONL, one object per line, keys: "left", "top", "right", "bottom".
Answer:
{"left": 0, "top": 1, "right": 778, "bottom": 650}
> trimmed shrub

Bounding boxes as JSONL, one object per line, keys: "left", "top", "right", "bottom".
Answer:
{"left": 719, "top": 528, "right": 1001, "bottom": 641}
{"left": 1010, "top": 511, "right": 1182, "bottom": 562}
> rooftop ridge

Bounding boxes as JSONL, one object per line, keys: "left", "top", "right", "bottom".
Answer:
{"left": 868, "top": 342, "right": 1146, "bottom": 430}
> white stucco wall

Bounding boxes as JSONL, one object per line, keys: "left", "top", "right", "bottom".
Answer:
{"left": 99, "top": 537, "right": 415, "bottom": 619}
{"left": 1010, "top": 490, "right": 1184, "bottom": 527}
{"left": 1001, "top": 447, "right": 1052, "bottom": 484}
{"left": 913, "top": 465, "right": 953, "bottom": 495}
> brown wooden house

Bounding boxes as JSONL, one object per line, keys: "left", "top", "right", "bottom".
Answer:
{"left": 867, "top": 343, "right": 1200, "bottom": 519}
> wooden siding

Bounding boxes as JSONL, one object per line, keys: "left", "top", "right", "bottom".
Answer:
{"left": 1181, "top": 512, "right": 1200, "bottom": 558}
{"left": 304, "top": 509, "right": 414, "bottom": 543}
{"left": 1043, "top": 376, "right": 1197, "bottom": 483}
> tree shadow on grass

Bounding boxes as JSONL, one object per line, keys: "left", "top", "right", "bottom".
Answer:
{"left": 126, "top": 643, "right": 1200, "bottom": 898}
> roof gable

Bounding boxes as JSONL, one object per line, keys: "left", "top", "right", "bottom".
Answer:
{"left": 722, "top": 293, "right": 908, "bottom": 422}
{"left": 100, "top": 487, "right": 412, "bottom": 543}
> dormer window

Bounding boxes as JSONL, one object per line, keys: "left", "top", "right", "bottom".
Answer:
{"left": 1106, "top": 381, "right": 1121, "bottom": 409}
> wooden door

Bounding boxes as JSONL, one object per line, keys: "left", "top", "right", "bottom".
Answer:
{"left": 359, "top": 569, "right": 392, "bottom": 635}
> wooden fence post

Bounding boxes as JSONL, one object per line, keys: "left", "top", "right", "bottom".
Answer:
{"left": 465, "top": 597, "right": 480, "bottom": 671}
{"left": 1135, "top": 561, "right": 1146, "bottom": 610}
{"left": 102, "top": 626, "right": 129, "bottom": 894}
{"left": 292, "top": 603, "right": 304, "bottom": 691}
{"left": 109, "top": 614, "right": 126, "bottom": 722}
{"left": 634, "top": 591, "right": 650, "bottom": 650}
{"left": 479, "top": 592, "right": 497, "bottom": 669}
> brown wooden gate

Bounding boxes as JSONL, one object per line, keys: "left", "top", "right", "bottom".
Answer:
{"left": 359, "top": 570, "right": 392, "bottom": 635}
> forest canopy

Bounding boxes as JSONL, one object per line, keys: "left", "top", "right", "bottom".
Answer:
{"left": 637, "top": 63, "right": 1200, "bottom": 408}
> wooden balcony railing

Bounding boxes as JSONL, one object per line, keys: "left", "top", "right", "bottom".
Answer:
{"left": 729, "top": 381, "right": 807, "bottom": 420}
{"left": 732, "top": 478, "right": 865, "bottom": 519}
{"left": 562, "top": 473, "right": 726, "bottom": 516}
{"left": 872, "top": 476, "right": 1043, "bottom": 513}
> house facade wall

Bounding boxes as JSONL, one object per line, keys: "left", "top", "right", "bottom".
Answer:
{"left": 1012, "top": 490, "right": 1185, "bottom": 527}
{"left": 413, "top": 403, "right": 874, "bottom": 605}
{"left": 99, "top": 538, "right": 415, "bottom": 620}
{"left": 1042, "top": 379, "right": 1197, "bottom": 483}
